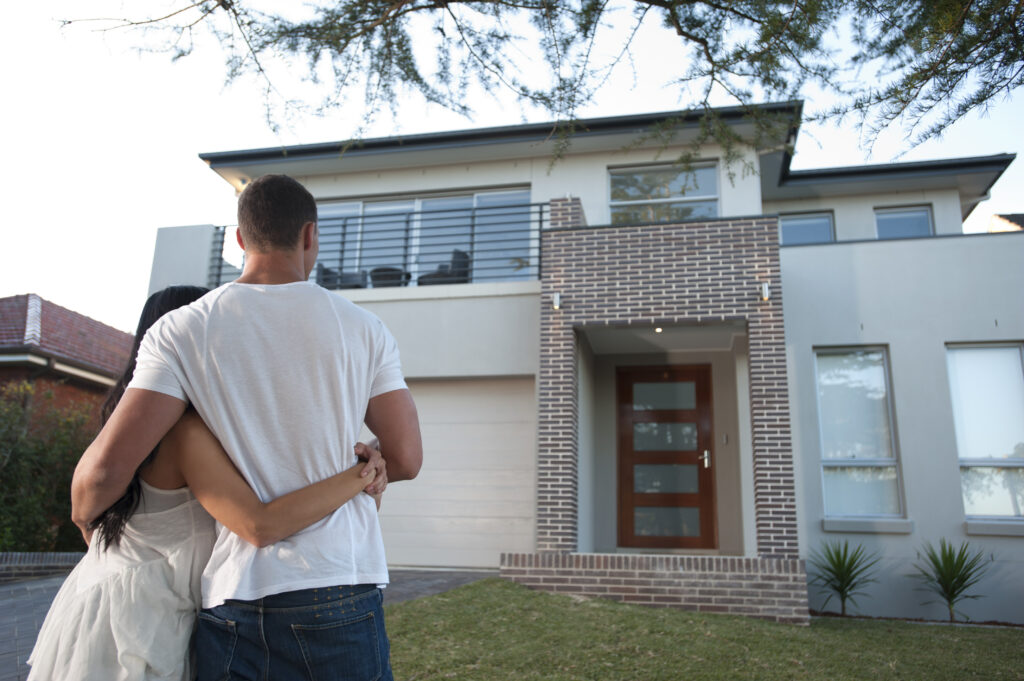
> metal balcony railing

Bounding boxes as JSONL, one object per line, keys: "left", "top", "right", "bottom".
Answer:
{"left": 207, "top": 226, "right": 243, "bottom": 289}
{"left": 313, "top": 201, "right": 547, "bottom": 289}
{"left": 208, "top": 202, "right": 548, "bottom": 290}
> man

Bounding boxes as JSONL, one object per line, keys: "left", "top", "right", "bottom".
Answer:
{"left": 72, "top": 174, "right": 422, "bottom": 680}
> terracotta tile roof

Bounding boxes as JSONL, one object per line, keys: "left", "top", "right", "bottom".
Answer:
{"left": 0, "top": 294, "right": 133, "bottom": 378}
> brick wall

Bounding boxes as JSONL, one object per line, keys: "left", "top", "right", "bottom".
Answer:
{"left": 501, "top": 552, "right": 809, "bottom": 624}
{"left": 510, "top": 199, "right": 808, "bottom": 623}
{"left": 0, "top": 368, "right": 107, "bottom": 425}
{"left": 536, "top": 201, "right": 797, "bottom": 558}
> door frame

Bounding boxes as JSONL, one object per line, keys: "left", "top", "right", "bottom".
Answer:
{"left": 616, "top": 364, "right": 717, "bottom": 549}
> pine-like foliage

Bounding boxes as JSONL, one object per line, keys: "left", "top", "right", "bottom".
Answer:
{"left": 66, "top": 2, "right": 1024, "bottom": 151}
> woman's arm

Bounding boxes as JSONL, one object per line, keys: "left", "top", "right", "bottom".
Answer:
{"left": 162, "top": 412, "right": 375, "bottom": 548}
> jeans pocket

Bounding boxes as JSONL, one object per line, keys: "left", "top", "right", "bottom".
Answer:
{"left": 196, "top": 611, "right": 238, "bottom": 681}
{"left": 292, "top": 611, "right": 382, "bottom": 681}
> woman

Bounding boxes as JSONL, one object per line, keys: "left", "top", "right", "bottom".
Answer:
{"left": 28, "top": 286, "right": 380, "bottom": 681}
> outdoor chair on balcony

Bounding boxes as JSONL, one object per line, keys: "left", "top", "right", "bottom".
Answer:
{"left": 418, "top": 249, "right": 471, "bottom": 286}
{"left": 316, "top": 264, "right": 367, "bottom": 290}
{"left": 369, "top": 267, "right": 411, "bottom": 287}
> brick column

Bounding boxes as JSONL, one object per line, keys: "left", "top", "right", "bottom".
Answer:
{"left": 535, "top": 196, "right": 586, "bottom": 552}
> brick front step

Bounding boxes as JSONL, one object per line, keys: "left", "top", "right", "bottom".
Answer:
{"left": 500, "top": 552, "right": 809, "bottom": 625}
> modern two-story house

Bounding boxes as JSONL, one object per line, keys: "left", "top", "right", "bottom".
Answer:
{"left": 147, "top": 102, "right": 1023, "bottom": 624}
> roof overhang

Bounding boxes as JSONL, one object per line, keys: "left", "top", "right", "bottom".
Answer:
{"left": 760, "top": 150, "right": 1016, "bottom": 219}
{"left": 0, "top": 350, "right": 117, "bottom": 387}
{"left": 200, "top": 102, "right": 802, "bottom": 192}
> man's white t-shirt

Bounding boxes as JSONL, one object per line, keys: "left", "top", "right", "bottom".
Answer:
{"left": 127, "top": 281, "right": 406, "bottom": 608}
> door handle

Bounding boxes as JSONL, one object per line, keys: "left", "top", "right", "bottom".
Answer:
{"left": 702, "top": 450, "right": 711, "bottom": 469}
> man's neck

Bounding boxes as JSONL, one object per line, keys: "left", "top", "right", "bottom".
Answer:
{"left": 236, "top": 252, "right": 310, "bottom": 285}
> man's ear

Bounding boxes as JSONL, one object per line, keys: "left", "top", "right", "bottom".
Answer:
{"left": 235, "top": 228, "right": 246, "bottom": 252}
{"left": 302, "top": 221, "right": 317, "bottom": 251}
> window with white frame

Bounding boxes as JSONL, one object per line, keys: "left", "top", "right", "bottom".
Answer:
{"left": 946, "top": 344, "right": 1024, "bottom": 519}
{"left": 315, "top": 189, "right": 534, "bottom": 286}
{"left": 874, "top": 205, "right": 933, "bottom": 240}
{"left": 780, "top": 212, "right": 835, "bottom": 245}
{"left": 609, "top": 164, "right": 718, "bottom": 225}
{"left": 814, "top": 348, "right": 904, "bottom": 517}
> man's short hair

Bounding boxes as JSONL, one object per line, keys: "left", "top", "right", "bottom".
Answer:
{"left": 237, "top": 174, "right": 318, "bottom": 251}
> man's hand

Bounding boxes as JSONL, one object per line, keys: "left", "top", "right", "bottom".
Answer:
{"left": 355, "top": 439, "right": 387, "bottom": 496}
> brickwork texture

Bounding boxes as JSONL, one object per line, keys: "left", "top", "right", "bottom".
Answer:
{"left": 510, "top": 198, "right": 808, "bottom": 623}
{"left": 501, "top": 552, "right": 809, "bottom": 624}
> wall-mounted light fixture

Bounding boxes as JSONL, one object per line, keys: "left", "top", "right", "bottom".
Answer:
{"left": 654, "top": 327, "right": 663, "bottom": 334}
{"left": 552, "top": 292, "right": 561, "bottom": 310}
{"left": 761, "top": 282, "right": 771, "bottom": 301}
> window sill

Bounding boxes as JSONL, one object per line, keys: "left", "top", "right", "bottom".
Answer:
{"left": 822, "top": 517, "right": 914, "bottom": 534}
{"left": 964, "top": 519, "right": 1024, "bottom": 537}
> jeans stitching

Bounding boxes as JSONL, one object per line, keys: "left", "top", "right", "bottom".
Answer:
{"left": 197, "top": 611, "right": 237, "bottom": 681}
{"left": 291, "top": 611, "right": 381, "bottom": 681}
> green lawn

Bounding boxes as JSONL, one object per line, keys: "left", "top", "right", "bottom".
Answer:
{"left": 385, "top": 579, "right": 1023, "bottom": 681}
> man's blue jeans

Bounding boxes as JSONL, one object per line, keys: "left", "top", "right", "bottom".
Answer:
{"left": 195, "top": 584, "right": 393, "bottom": 681}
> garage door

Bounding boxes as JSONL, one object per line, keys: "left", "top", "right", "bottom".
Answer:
{"left": 375, "top": 377, "right": 536, "bottom": 568}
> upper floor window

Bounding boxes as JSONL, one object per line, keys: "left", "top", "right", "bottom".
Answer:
{"left": 315, "top": 189, "right": 535, "bottom": 288}
{"left": 814, "top": 348, "right": 904, "bottom": 517}
{"left": 780, "top": 212, "right": 834, "bottom": 245}
{"left": 875, "top": 206, "right": 933, "bottom": 240}
{"left": 609, "top": 164, "right": 718, "bottom": 226}
{"left": 946, "top": 344, "right": 1024, "bottom": 519}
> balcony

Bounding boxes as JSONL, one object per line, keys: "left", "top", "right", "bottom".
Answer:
{"left": 208, "top": 202, "right": 548, "bottom": 290}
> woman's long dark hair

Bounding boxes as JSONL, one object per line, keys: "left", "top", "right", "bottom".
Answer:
{"left": 91, "top": 285, "right": 209, "bottom": 548}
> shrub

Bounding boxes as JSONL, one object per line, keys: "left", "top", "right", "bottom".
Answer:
{"left": 808, "top": 540, "right": 879, "bottom": 616}
{"left": 911, "top": 539, "right": 991, "bottom": 623}
{"left": 0, "top": 381, "right": 96, "bottom": 551}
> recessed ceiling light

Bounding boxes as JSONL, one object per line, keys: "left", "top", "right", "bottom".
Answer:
{"left": 654, "top": 327, "right": 663, "bottom": 333}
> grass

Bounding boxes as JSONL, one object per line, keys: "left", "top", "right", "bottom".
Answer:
{"left": 385, "top": 579, "right": 1024, "bottom": 681}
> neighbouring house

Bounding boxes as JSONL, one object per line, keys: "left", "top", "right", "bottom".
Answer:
{"left": 0, "top": 294, "right": 133, "bottom": 416}
{"left": 147, "top": 101, "right": 1023, "bottom": 625}
{"left": 990, "top": 213, "right": 1024, "bottom": 232}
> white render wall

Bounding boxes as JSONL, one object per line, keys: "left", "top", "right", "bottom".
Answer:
{"left": 341, "top": 282, "right": 540, "bottom": 380}
{"left": 147, "top": 224, "right": 217, "bottom": 294}
{"left": 782, "top": 231, "right": 1024, "bottom": 624}
{"left": 764, "top": 188, "right": 964, "bottom": 240}
{"left": 300, "top": 143, "right": 763, "bottom": 225}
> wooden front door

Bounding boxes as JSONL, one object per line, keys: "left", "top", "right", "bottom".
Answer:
{"left": 617, "top": 365, "right": 716, "bottom": 549}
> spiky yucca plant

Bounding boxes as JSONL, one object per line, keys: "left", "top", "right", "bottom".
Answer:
{"left": 912, "top": 539, "right": 991, "bottom": 622}
{"left": 809, "top": 540, "right": 880, "bottom": 616}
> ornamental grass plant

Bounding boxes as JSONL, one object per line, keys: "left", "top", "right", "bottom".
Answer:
{"left": 808, "top": 540, "right": 880, "bottom": 616}
{"left": 912, "top": 539, "right": 992, "bottom": 623}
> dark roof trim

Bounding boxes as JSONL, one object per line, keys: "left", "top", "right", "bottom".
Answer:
{"left": 200, "top": 101, "right": 803, "bottom": 168}
{"left": 781, "top": 153, "right": 1016, "bottom": 186}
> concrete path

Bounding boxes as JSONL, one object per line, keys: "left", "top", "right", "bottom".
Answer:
{"left": 0, "top": 568, "right": 494, "bottom": 681}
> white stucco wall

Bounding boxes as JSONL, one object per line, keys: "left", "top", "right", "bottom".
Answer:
{"left": 301, "top": 143, "right": 763, "bottom": 227}
{"left": 147, "top": 224, "right": 217, "bottom": 294}
{"left": 782, "top": 231, "right": 1024, "bottom": 624}
{"left": 765, "top": 188, "right": 964, "bottom": 241}
{"left": 342, "top": 282, "right": 540, "bottom": 380}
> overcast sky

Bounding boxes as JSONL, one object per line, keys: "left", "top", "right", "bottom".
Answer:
{"left": 3, "top": 3, "right": 1021, "bottom": 332}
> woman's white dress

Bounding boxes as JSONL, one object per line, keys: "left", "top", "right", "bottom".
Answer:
{"left": 28, "top": 481, "right": 215, "bottom": 681}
